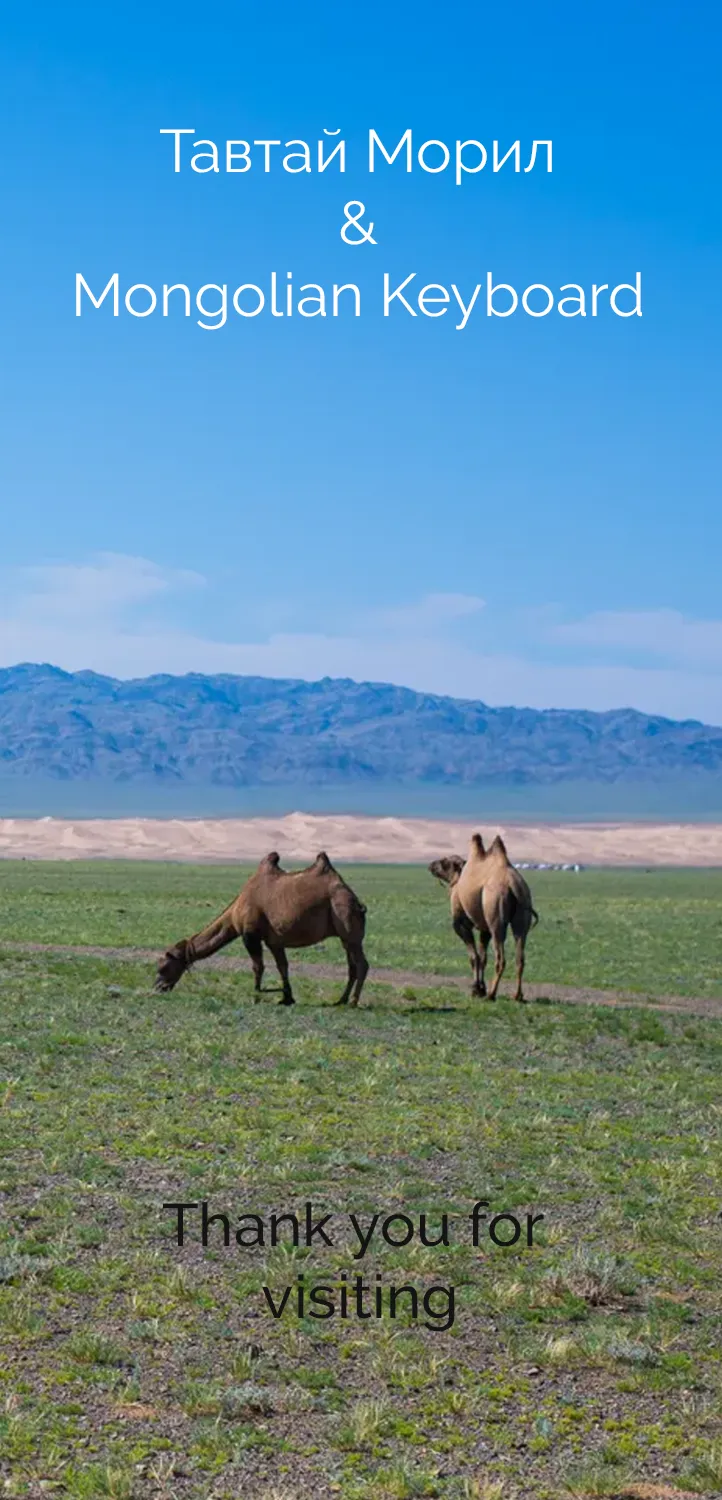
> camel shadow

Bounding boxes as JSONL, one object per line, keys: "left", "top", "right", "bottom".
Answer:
{"left": 395, "top": 1004, "right": 460, "bottom": 1015}
{"left": 250, "top": 988, "right": 461, "bottom": 1014}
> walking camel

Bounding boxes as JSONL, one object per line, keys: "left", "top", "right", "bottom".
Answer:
{"left": 155, "top": 851, "right": 370, "bottom": 1007}
{"left": 429, "top": 833, "right": 538, "bottom": 1002}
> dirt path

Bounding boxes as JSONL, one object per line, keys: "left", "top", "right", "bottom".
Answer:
{"left": 2, "top": 940, "right": 721, "bottom": 1018}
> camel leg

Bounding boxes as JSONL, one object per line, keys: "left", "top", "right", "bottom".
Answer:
{"left": 267, "top": 941, "right": 295, "bottom": 1006}
{"left": 335, "top": 945, "right": 356, "bottom": 1006}
{"left": 243, "top": 933, "right": 264, "bottom": 1001}
{"left": 486, "top": 929, "right": 506, "bottom": 1001}
{"left": 510, "top": 901, "right": 533, "bottom": 1004}
{"left": 478, "top": 932, "right": 491, "bottom": 998}
{"left": 453, "top": 912, "right": 484, "bottom": 996}
{"left": 334, "top": 939, "right": 370, "bottom": 1007}
{"left": 329, "top": 890, "right": 369, "bottom": 1007}
{"left": 349, "top": 945, "right": 369, "bottom": 1007}
{"left": 513, "top": 934, "right": 526, "bottom": 1002}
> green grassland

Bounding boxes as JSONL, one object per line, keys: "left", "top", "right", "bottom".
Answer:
{"left": 0, "top": 859, "right": 721, "bottom": 997}
{"left": 1, "top": 861, "right": 722, "bottom": 1499}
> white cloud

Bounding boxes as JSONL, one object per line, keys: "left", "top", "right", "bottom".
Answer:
{"left": 548, "top": 608, "right": 722, "bottom": 670}
{"left": 2, "top": 553, "right": 204, "bottom": 625}
{"left": 0, "top": 555, "right": 721, "bottom": 724}
{"left": 373, "top": 593, "right": 485, "bottom": 633}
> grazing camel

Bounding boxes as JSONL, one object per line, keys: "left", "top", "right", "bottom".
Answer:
{"left": 429, "top": 834, "right": 538, "bottom": 1002}
{"left": 155, "top": 851, "right": 369, "bottom": 1007}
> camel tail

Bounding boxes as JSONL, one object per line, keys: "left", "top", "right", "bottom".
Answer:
{"left": 509, "top": 889, "right": 539, "bottom": 929}
{"left": 518, "top": 896, "right": 539, "bottom": 927}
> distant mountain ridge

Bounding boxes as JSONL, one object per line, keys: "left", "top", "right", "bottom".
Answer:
{"left": 0, "top": 662, "right": 721, "bottom": 790}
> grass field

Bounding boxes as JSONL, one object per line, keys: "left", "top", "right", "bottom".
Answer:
{"left": 1, "top": 860, "right": 722, "bottom": 1499}
{"left": 0, "top": 859, "right": 721, "bottom": 998}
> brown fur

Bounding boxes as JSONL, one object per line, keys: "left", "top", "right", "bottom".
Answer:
{"left": 155, "top": 850, "right": 369, "bottom": 1007}
{"left": 428, "top": 853, "right": 490, "bottom": 998}
{"left": 429, "top": 834, "right": 538, "bottom": 1001}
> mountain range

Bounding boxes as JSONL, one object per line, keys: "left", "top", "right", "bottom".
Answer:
{"left": 1, "top": 662, "right": 721, "bottom": 790}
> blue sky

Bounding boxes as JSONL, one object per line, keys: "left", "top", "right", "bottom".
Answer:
{"left": 1, "top": 0, "right": 721, "bottom": 720}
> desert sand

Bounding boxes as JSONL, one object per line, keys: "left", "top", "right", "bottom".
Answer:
{"left": 0, "top": 813, "right": 721, "bottom": 865}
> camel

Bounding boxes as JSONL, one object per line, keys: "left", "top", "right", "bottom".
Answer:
{"left": 155, "top": 851, "right": 369, "bottom": 1007}
{"left": 428, "top": 853, "right": 489, "bottom": 997}
{"left": 429, "top": 834, "right": 538, "bottom": 1001}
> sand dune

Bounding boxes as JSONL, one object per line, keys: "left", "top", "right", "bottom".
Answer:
{"left": 0, "top": 813, "right": 721, "bottom": 866}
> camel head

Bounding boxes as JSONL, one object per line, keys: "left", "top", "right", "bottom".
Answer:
{"left": 428, "top": 854, "right": 465, "bottom": 887}
{"left": 155, "top": 941, "right": 189, "bottom": 992}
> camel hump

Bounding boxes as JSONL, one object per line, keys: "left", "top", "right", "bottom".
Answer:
{"left": 312, "top": 850, "right": 333, "bottom": 874}
{"left": 259, "top": 851, "right": 282, "bottom": 872}
{"left": 469, "top": 832, "right": 486, "bottom": 858}
{"left": 489, "top": 834, "right": 508, "bottom": 860}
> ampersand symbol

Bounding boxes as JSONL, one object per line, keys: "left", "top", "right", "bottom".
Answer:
{"left": 341, "top": 201, "right": 377, "bottom": 245}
